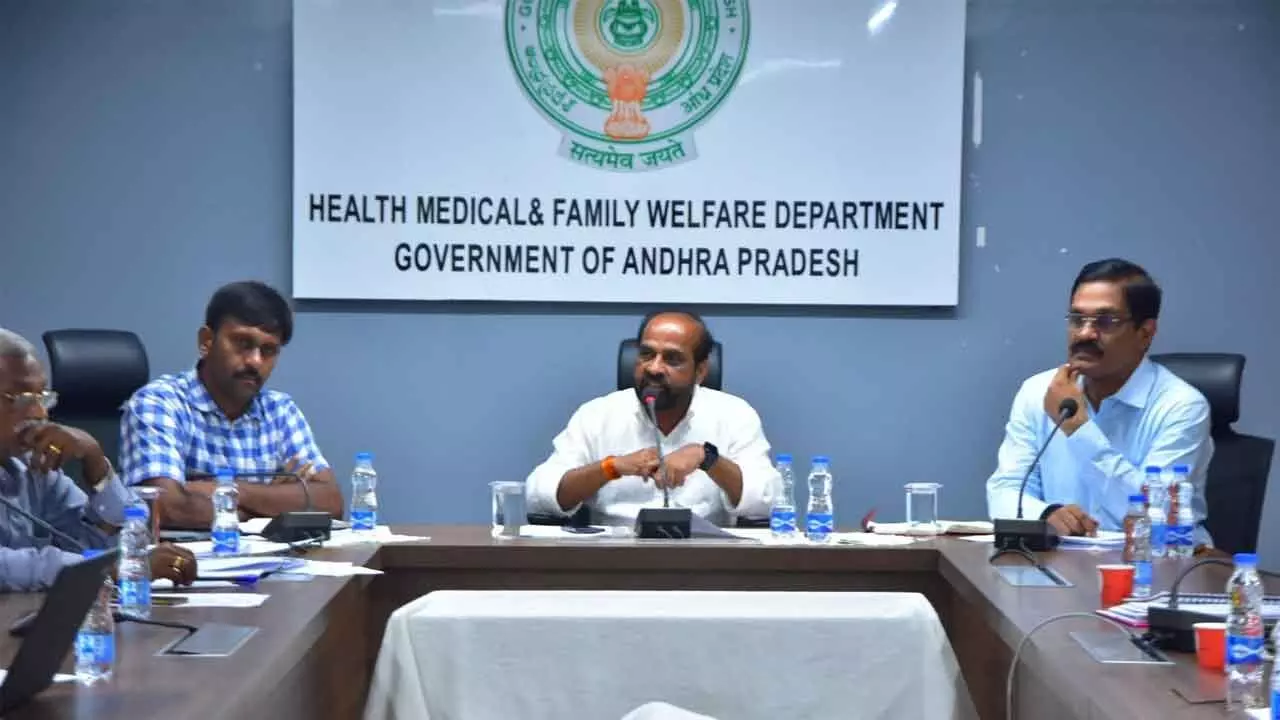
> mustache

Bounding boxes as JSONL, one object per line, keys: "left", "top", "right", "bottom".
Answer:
{"left": 234, "top": 369, "right": 261, "bottom": 382}
{"left": 1070, "top": 341, "right": 1102, "bottom": 356}
{"left": 641, "top": 375, "right": 667, "bottom": 388}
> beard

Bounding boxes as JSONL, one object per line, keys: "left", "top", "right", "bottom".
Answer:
{"left": 635, "top": 379, "right": 687, "bottom": 412}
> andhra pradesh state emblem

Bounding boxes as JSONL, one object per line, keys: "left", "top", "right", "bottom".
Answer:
{"left": 505, "top": 0, "right": 749, "bottom": 172}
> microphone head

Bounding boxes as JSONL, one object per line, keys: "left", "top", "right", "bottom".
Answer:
{"left": 1058, "top": 397, "right": 1079, "bottom": 419}
{"left": 640, "top": 387, "right": 660, "bottom": 404}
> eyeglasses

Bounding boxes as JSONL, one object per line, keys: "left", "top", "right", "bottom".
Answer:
{"left": 1, "top": 391, "right": 59, "bottom": 411}
{"left": 1066, "top": 313, "right": 1132, "bottom": 332}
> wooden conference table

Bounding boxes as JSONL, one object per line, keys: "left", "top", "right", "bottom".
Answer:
{"left": 0, "top": 526, "right": 1260, "bottom": 720}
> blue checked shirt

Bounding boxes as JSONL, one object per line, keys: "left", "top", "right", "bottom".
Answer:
{"left": 119, "top": 367, "right": 329, "bottom": 486}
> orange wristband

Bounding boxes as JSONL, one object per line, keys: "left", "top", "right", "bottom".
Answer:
{"left": 601, "top": 455, "right": 620, "bottom": 481}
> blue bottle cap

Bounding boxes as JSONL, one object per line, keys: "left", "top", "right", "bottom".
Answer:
{"left": 812, "top": 455, "right": 830, "bottom": 464}
{"left": 1144, "top": 465, "right": 1161, "bottom": 473}
{"left": 1128, "top": 494, "right": 1145, "bottom": 503}
{"left": 775, "top": 453, "right": 792, "bottom": 463}
{"left": 356, "top": 451, "right": 373, "bottom": 462}
{"left": 1234, "top": 553, "right": 1258, "bottom": 566}
{"left": 124, "top": 505, "right": 147, "bottom": 519}
{"left": 215, "top": 467, "right": 234, "bottom": 480}
{"left": 1172, "top": 464, "right": 1190, "bottom": 474}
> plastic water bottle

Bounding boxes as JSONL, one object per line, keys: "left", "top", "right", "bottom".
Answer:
{"left": 1122, "top": 494, "right": 1152, "bottom": 596}
{"left": 74, "top": 550, "right": 115, "bottom": 685}
{"left": 804, "top": 456, "right": 834, "bottom": 544}
{"left": 117, "top": 503, "right": 152, "bottom": 619}
{"left": 1145, "top": 468, "right": 1167, "bottom": 559}
{"left": 1269, "top": 621, "right": 1280, "bottom": 719}
{"left": 1141, "top": 464, "right": 1160, "bottom": 510}
{"left": 1167, "top": 464, "right": 1195, "bottom": 558}
{"left": 211, "top": 468, "right": 240, "bottom": 556}
{"left": 1225, "top": 553, "right": 1267, "bottom": 711}
{"left": 769, "top": 454, "right": 798, "bottom": 540}
{"left": 350, "top": 452, "right": 378, "bottom": 532}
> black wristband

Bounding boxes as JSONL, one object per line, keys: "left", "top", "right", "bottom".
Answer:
{"left": 699, "top": 442, "right": 719, "bottom": 472}
{"left": 1040, "top": 504, "right": 1063, "bottom": 521}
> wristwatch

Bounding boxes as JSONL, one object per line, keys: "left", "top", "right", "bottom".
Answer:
{"left": 699, "top": 442, "right": 719, "bottom": 472}
{"left": 88, "top": 457, "right": 115, "bottom": 494}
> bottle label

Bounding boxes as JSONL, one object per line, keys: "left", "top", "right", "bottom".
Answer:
{"left": 1150, "top": 524, "right": 1167, "bottom": 549}
{"left": 1167, "top": 525, "right": 1194, "bottom": 547}
{"left": 119, "top": 578, "right": 150, "bottom": 609}
{"left": 806, "top": 512, "right": 833, "bottom": 538}
{"left": 1226, "top": 634, "right": 1265, "bottom": 665}
{"left": 351, "top": 509, "right": 376, "bottom": 531}
{"left": 1134, "top": 560, "right": 1152, "bottom": 587}
{"left": 211, "top": 528, "right": 240, "bottom": 554}
{"left": 76, "top": 631, "right": 115, "bottom": 666}
{"left": 769, "top": 508, "right": 797, "bottom": 534}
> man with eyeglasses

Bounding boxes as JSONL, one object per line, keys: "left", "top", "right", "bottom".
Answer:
{"left": 119, "top": 281, "right": 343, "bottom": 529}
{"left": 0, "top": 328, "right": 197, "bottom": 591}
{"left": 986, "top": 258, "right": 1214, "bottom": 545}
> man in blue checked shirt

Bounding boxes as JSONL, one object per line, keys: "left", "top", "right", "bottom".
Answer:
{"left": 986, "top": 259, "right": 1214, "bottom": 547}
{"left": 120, "top": 281, "right": 343, "bottom": 529}
{"left": 0, "top": 329, "right": 197, "bottom": 591}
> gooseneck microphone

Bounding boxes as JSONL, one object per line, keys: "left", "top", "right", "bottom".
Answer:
{"left": 634, "top": 388, "right": 692, "bottom": 539}
{"left": 0, "top": 494, "right": 87, "bottom": 553}
{"left": 1017, "top": 397, "right": 1079, "bottom": 519}
{"left": 992, "top": 397, "right": 1080, "bottom": 557}
{"left": 640, "top": 391, "right": 669, "bottom": 508}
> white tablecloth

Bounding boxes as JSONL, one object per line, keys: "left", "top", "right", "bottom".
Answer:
{"left": 364, "top": 590, "right": 976, "bottom": 720}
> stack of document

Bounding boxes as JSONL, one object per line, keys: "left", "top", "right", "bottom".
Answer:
{"left": 197, "top": 556, "right": 307, "bottom": 582}
{"left": 1059, "top": 530, "right": 1126, "bottom": 549}
{"left": 1096, "top": 591, "right": 1280, "bottom": 628}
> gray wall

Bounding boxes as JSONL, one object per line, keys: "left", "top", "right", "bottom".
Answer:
{"left": 2, "top": 1, "right": 1277, "bottom": 560}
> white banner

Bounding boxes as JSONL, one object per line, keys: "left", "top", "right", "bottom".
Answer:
{"left": 293, "top": 0, "right": 966, "bottom": 305}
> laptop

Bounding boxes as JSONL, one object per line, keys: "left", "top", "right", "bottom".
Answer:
{"left": 0, "top": 548, "right": 119, "bottom": 713}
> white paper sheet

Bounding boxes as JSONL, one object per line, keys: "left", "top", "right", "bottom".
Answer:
{"left": 162, "top": 593, "right": 269, "bottom": 608}
{"left": 193, "top": 556, "right": 305, "bottom": 581}
{"left": 1060, "top": 531, "right": 1126, "bottom": 548}
{"left": 285, "top": 559, "right": 384, "bottom": 577}
{"left": 322, "top": 526, "right": 429, "bottom": 547}
{"left": 152, "top": 579, "right": 241, "bottom": 590}
{"left": 517, "top": 525, "right": 632, "bottom": 540}
{"left": 178, "top": 538, "right": 294, "bottom": 557}
{"left": 0, "top": 668, "right": 75, "bottom": 683}
{"left": 868, "top": 520, "right": 993, "bottom": 536}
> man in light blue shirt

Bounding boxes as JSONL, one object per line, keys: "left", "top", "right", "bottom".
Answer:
{"left": 986, "top": 259, "right": 1214, "bottom": 545}
{"left": 0, "top": 329, "right": 197, "bottom": 591}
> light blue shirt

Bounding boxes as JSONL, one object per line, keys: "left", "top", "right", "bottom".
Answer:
{"left": 986, "top": 357, "right": 1214, "bottom": 545}
{"left": 0, "top": 455, "right": 135, "bottom": 592}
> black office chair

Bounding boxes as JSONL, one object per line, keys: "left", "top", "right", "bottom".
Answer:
{"left": 40, "top": 330, "right": 150, "bottom": 470}
{"left": 1151, "top": 353, "right": 1276, "bottom": 554}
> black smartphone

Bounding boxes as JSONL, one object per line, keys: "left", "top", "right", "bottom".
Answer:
{"left": 562, "top": 526, "right": 605, "bottom": 535}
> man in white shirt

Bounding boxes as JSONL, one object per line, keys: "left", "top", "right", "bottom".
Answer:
{"left": 526, "top": 311, "right": 781, "bottom": 526}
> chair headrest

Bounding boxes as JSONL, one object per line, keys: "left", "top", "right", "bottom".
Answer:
{"left": 617, "top": 339, "right": 722, "bottom": 392}
{"left": 1150, "top": 352, "right": 1243, "bottom": 428}
{"left": 40, "top": 330, "right": 149, "bottom": 416}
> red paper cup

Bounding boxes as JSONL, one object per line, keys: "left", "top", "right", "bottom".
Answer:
{"left": 1193, "top": 622, "right": 1226, "bottom": 671}
{"left": 1097, "top": 564, "right": 1135, "bottom": 607}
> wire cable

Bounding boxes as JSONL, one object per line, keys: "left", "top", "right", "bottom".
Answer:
{"left": 1006, "top": 611, "right": 1139, "bottom": 720}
